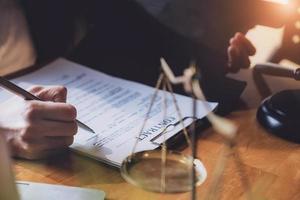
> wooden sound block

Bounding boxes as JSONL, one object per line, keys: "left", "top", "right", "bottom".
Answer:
{"left": 257, "top": 89, "right": 300, "bottom": 143}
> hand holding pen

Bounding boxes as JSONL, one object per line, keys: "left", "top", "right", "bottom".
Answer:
{"left": 0, "top": 80, "right": 93, "bottom": 160}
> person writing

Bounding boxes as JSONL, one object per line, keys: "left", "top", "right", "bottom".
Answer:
{"left": 0, "top": 86, "right": 77, "bottom": 159}
{"left": 0, "top": 32, "right": 255, "bottom": 160}
{"left": 0, "top": 0, "right": 256, "bottom": 160}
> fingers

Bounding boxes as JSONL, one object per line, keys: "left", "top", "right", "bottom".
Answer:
{"left": 28, "top": 86, "right": 44, "bottom": 94}
{"left": 23, "top": 101, "right": 77, "bottom": 122}
{"left": 231, "top": 32, "right": 256, "bottom": 55}
{"left": 227, "top": 32, "right": 256, "bottom": 73}
{"left": 9, "top": 116, "right": 77, "bottom": 160}
{"left": 13, "top": 137, "right": 74, "bottom": 160}
{"left": 20, "top": 121, "right": 77, "bottom": 141}
{"left": 35, "top": 120, "right": 78, "bottom": 137}
{"left": 227, "top": 46, "right": 240, "bottom": 73}
{"left": 29, "top": 86, "right": 67, "bottom": 102}
{"left": 30, "top": 136, "right": 74, "bottom": 152}
{"left": 228, "top": 45, "right": 250, "bottom": 71}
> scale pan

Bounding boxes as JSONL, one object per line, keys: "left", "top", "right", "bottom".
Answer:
{"left": 120, "top": 150, "right": 207, "bottom": 193}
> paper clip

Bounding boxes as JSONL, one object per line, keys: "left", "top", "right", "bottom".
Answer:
{"left": 150, "top": 116, "right": 197, "bottom": 145}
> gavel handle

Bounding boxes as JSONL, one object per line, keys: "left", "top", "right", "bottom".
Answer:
{"left": 254, "top": 63, "right": 300, "bottom": 80}
{"left": 253, "top": 63, "right": 300, "bottom": 99}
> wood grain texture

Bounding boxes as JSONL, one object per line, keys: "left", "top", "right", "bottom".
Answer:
{"left": 13, "top": 107, "right": 300, "bottom": 200}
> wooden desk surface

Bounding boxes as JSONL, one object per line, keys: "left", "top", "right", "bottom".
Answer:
{"left": 12, "top": 27, "right": 300, "bottom": 200}
{"left": 13, "top": 108, "right": 300, "bottom": 200}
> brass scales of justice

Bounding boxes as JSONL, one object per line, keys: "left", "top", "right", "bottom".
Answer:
{"left": 119, "top": 58, "right": 258, "bottom": 200}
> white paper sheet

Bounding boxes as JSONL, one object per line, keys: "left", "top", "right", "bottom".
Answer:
{"left": 2, "top": 58, "right": 217, "bottom": 167}
{"left": 17, "top": 181, "right": 105, "bottom": 200}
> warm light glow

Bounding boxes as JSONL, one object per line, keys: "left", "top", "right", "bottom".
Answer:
{"left": 265, "top": 0, "right": 289, "bottom": 4}
{"left": 295, "top": 21, "right": 300, "bottom": 29}
{"left": 292, "top": 35, "right": 300, "bottom": 44}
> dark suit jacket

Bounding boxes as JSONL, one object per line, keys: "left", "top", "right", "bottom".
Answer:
{"left": 20, "top": 0, "right": 247, "bottom": 114}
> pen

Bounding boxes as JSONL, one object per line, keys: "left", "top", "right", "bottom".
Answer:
{"left": 0, "top": 76, "right": 95, "bottom": 134}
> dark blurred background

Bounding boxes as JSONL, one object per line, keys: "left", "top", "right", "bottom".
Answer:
{"left": 19, "top": 0, "right": 297, "bottom": 113}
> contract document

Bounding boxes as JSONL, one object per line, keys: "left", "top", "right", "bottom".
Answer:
{"left": 1, "top": 58, "right": 217, "bottom": 167}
